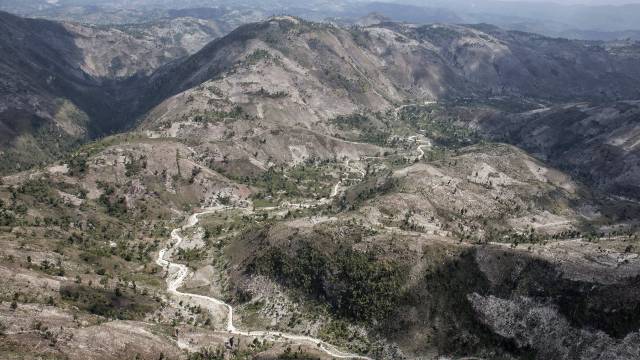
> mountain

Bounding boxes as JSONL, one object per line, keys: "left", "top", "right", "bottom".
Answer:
{"left": 2, "top": 14, "right": 640, "bottom": 360}
{"left": 6, "top": 1, "right": 640, "bottom": 41}
{"left": 0, "top": 11, "right": 221, "bottom": 173}
{"left": 144, "top": 17, "right": 640, "bottom": 110}
{"left": 129, "top": 20, "right": 640, "bottom": 358}
{"left": 346, "top": 2, "right": 462, "bottom": 24}
{"left": 131, "top": 17, "right": 640, "bottom": 179}
{"left": 399, "top": 0, "right": 640, "bottom": 33}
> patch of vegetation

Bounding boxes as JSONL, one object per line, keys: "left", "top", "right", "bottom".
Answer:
{"left": 175, "top": 247, "right": 206, "bottom": 264}
{"left": 34, "top": 258, "right": 65, "bottom": 277}
{"left": 446, "top": 97, "right": 542, "bottom": 113}
{"left": 317, "top": 318, "right": 372, "bottom": 354}
{"left": 187, "top": 336, "right": 275, "bottom": 359}
{"left": 187, "top": 347, "right": 225, "bottom": 360}
{"left": 332, "top": 113, "right": 370, "bottom": 129}
{"left": 227, "top": 162, "right": 335, "bottom": 201}
{"left": 278, "top": 347, "right": 320, "bottom": 360}
{"left": 331, "top": 113, "right": 390, "bottom": 146}
{"left": 398, "top": 105, "right": 480, "bottom": 149}
{"left": 60, "top": 284, "right": 159, "bottom": 320}
{"left": 67, "top": 152, "right": 89, "bottom": 176}
{"left": 416, "top": 25, "right": 460, "bottom": 43}
{"left": 251, "top": 243, "right": 405, "bottom": 323}
{"left": 98, "top": 192, "right": 128, "bottom": 217}
{"left": 336, "top": 170, "right": 396, "bottom": 211}
{"left": 247, "top": 87, "right": 289, "bottom": 98}
{"left": 350, "top": 28, "right": 371, "bottom": 48}
{"left": 192, "top": 106, "right": 245, "bottom": 124}
{"left": 125, "top": 155, "right": 147, "bottom": 177}
{"left": 0, "top": 208, "right": 15, "bottom": 226}
{"left": 18, "top": 179, "right": 59, "bottom": 206}
{"left": 245, "top": 49, "right": 274, "bottom": 65}
{"left": 323, "top": 70, "right": 366, "bottom": 94}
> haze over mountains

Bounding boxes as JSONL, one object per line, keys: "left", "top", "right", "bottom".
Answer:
{"left": 3, "top": 0, "right": 640, "bottom": 39}
{"left": 1, "top": 1, "right": 640, "bottom": 360}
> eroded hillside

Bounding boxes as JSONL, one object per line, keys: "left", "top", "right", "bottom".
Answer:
{"left": 1, "top": 13, "right": 640, "bottom": 360}
{"left": 470, "top": 101, "right": 640, "bottom": 201}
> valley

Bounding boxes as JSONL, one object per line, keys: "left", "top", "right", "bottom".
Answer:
{"left": 1, "top": 5, "right": 640, "bottom": 360}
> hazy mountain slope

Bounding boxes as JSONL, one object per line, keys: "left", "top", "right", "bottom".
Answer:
{"left": 399, "top": 0, "right": 640, "bottom": 34}
{"left": 142, "top": 17, "right": 640, "bottom": 115}
{"left": 4, "top": 0, "right": 640, "bottom": 41}
{"left": 404, "top": 23, "right": 640, "bottom": 101}
{"left": 0, "top": 11, "right": 107, "bottom": 172}
{"left": 4, "top": 12, "right": 638, "bottom": 175}
{"left": 472, "top": 101, "right": 640, "bottom": 201}
{"left": 0, "top": 11, "right": 221, "bottom": 173}
{"left": 65, "top": 17, "right": 225, "bottom": 79}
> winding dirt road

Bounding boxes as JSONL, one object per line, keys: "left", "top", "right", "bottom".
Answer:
{"left": 155, "top": 144, "right": 430, "bottom": 358}
{"left": 156, "top": 206, "right": 374, "bottom": 359}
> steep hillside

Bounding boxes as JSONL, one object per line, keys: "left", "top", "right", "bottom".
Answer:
{"left": 66, "top": 17, "right": 225, "bottom": 79}
{"left": 142, "top": 17, "right": 640, "bottom": 112}
{"left": 3, "top": 14, "right": 640, "bottom": 175}
{"left": 2, "top": 14, "right": 640, "bottom": 360}
{"left": 134, "top": 17, "right": 640, "bottom": 182}
{"left": 0, "top": 11, "right": 106, "bottom": 173}
{"left": 213, "top": 142, "right": 640, "bottom": 359}
{"left": 0, "top": 135, "right": 258, "bottom": 359}
{"left": 472, "top": 101, "right": 640, "bottom": 201}
{"left": 0, "top": 11, "right": 221, "bottom": 174}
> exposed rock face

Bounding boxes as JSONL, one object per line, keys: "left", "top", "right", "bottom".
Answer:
{"left": 469, "top": 294, "right": 640, "bottom": 360}
{"left": 468, "top": 241, "right": 640, "bottom": 360}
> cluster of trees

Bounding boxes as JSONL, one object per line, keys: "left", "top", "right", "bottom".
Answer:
{"left": 0, "top": 197, "right": 15, "bottom": 226}
{"left": 60, "top": 284, "right": 158, "bottom": 320}
{"left": 97, "top": 182, "right": 128, "bottom": 217}
{"left": 0, "top": 179, "right": 72, "bottom": 226}
{"left": 331, "top": 113, "right": 389, "bottom": 146}
{"left": 251, "top": 243, "right": 405, "bottom": 323}
{"left": 125, "top": 155, "right": 147, "bottom": 177}
{"left": 247, "top": 87, "right": 289, "bottom": 99}
{"left": 399, "top": 106, "right": 480, "bottom": 149}
{"left": 337, "top": 171, "right": 395, "bottom": 211}
{"left": 191, "top": 106, "right": 245, "bottom": 125}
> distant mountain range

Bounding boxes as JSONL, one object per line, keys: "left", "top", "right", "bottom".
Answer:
{"left": 3, "top": 0, "right": 640, "bottom": 40}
